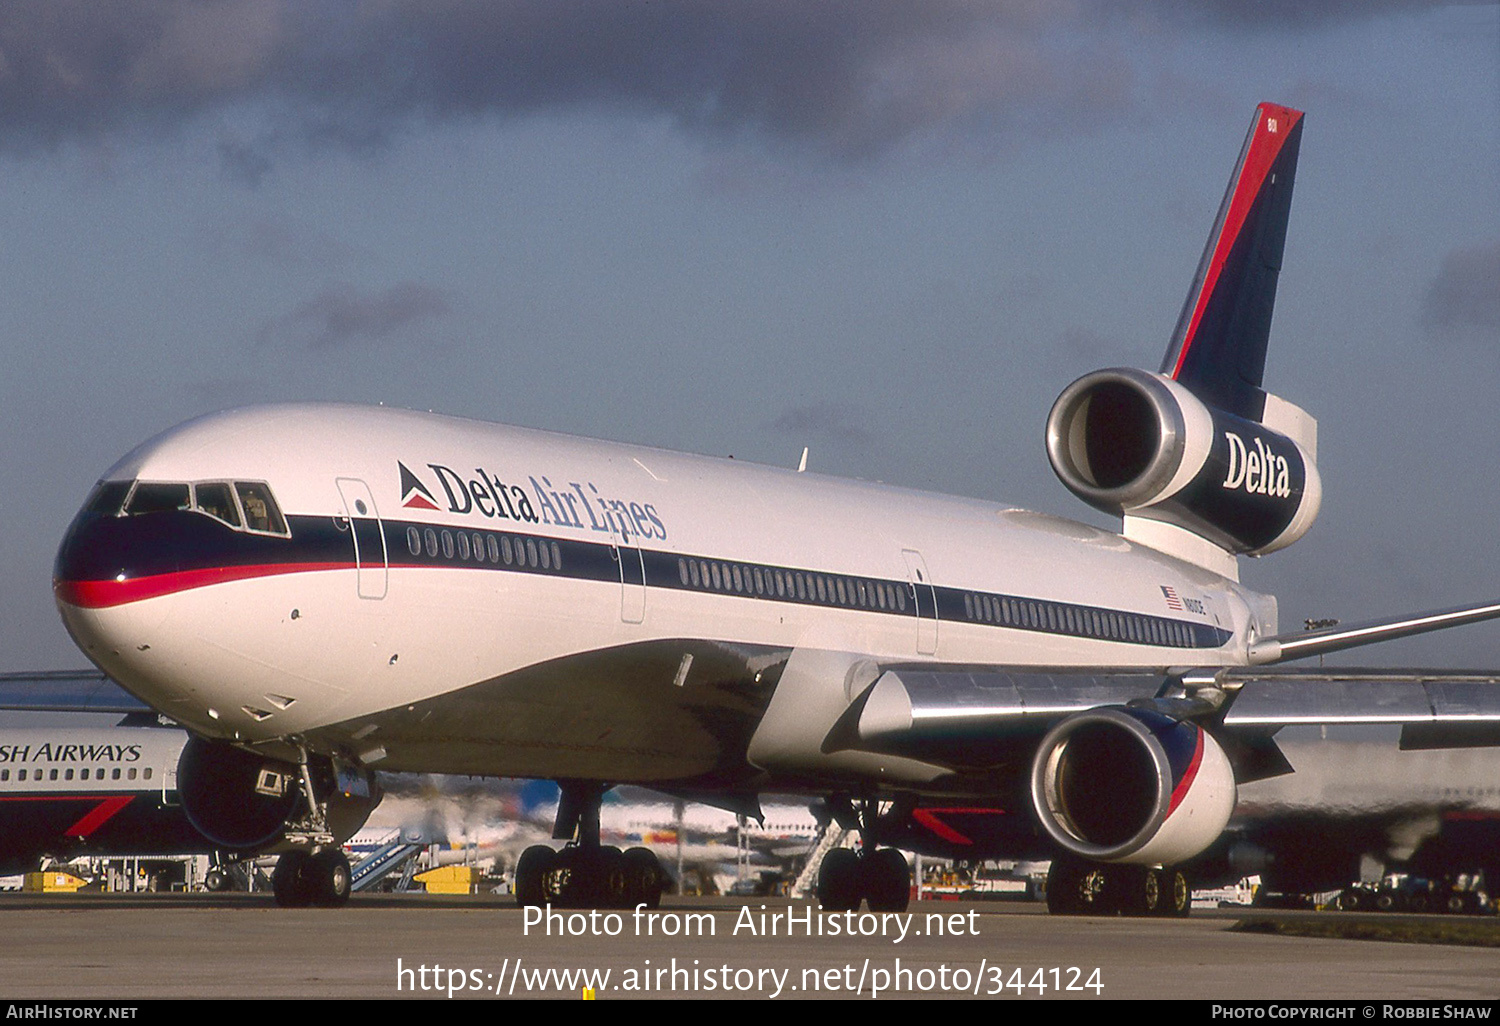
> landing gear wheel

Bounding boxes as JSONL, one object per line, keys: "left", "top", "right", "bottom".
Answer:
{"left": 1160, "top": 867, "right": 1192, "bottom": 918}
{"left": 204, "top": 868, "right": 230, "bottom": 893}
{"left": 1046, "top": 856, "right": 1110, "bottom": 915}
{"left": 622, "top": 847, "right": 665, "bottom": 909}
{"left": 595, "top": 847, "right": 628, "bottom": 907}
{"left": 310, "top": 849, "right": 352, "bottom": 907}
{"left": 545, "top": 847, "right": 590, "bottom": 908}
{"left": 817, "top": 848, "right": 863, "bottom": 912}
{"left": 272, "top": 851, "right": 315, "bottom": 908}
{"left": 864, "top": 848, "right": 911, "bottom": 913}
{"left": 1114, "top": 866, "right": 1163, "bottom": 917}
{"left": 514, "top": 845, "right": 556, "bottom": 907}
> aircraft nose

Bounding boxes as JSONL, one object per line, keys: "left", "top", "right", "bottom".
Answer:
{"left": 54, "top": 503, "right": 179, "bottom": 612}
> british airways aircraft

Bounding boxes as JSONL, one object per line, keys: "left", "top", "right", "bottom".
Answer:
{"left": 51, "top": 103, "right": 1500, "bottom": 914}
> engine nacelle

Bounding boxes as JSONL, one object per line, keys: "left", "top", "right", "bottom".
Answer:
{"left": 1046, "top": 367, "right": 1320, "bottom": 555}
{"left": 1030, "top": 706, "right": 1235, "bottom": 866}
{"left": 177, "top": 737, "right": 380, "bottom": 851}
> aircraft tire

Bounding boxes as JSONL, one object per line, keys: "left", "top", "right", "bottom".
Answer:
{"left": 816, "top": 848, "right": 863, "bottom": 912}
{"left": 1114, "top": 866, "right": 1162, "bottom": 917}
{"left": 1046, "top": 856, "right": 1112, "bottom": 915}
{"left": 1161, "top": 867, "right": 1192, "bottom": 917}
{"left": 514, "top": 845, "right": 555, "bottom": 907}
{"left": 622, "top": 847, "right": 664, "bottom": 909}
{"left": 272, "top": 851, "right": 315, "bottom": 908}
{"left": 311, "top": 849, "right": 352, "bottom": 907}
{"left": 863, "top": 848, "right": 911, "bottom": 913}
{"left": 204, "top": 868, "right": 230, "bottom": 893}
{"left": 596, "top": 846, "right": 629, "bottom": 907}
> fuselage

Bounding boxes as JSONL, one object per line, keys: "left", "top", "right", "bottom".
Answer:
{"left": 54, "top": 403, "right": 1272, "bottom": 792}
{"left": 0, "top": 725, "right": 199, "bottom": 873}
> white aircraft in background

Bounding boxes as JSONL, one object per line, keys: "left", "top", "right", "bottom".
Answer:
{"left": 51, "top": 102, "right": 1500, "bottom": 914}
{"left": 0, "top": 671, "right": 202, "bottom": 876}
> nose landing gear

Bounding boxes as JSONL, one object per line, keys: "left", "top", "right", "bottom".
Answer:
{"left": 271, "top": 848, "right": 352, "bottom": 908}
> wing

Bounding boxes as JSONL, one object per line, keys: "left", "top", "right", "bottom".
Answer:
{"left": 828, "top": 664, "right": 1500, "bottom": 771}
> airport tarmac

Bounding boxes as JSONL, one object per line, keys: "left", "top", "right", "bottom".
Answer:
{"left": 0, "top": 893, "right": 1495, "bottom": 1001}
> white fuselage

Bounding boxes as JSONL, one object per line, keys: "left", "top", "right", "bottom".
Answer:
{"left": 55, "top": 403, "right": 1270, "bottom": 791}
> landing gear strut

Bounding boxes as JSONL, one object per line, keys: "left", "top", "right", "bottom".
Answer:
{"left": 513, "top": 780, "right": 668, "bottom": 909}
{"left": 1045, "top": 855, "right": 1190, "bottom": 917}
{"left": 815, "top": 797, "right": 912, "bottom": 913}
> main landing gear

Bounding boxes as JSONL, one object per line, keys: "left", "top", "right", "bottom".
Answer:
{"left": 1045, "top": 854, "right": 1191, "bottom": 917}
{"left": 513, "top": 781, "right": 668, "bottom": 910}
{"left": 815, "top": 797, "right": 912, "bottom": 913}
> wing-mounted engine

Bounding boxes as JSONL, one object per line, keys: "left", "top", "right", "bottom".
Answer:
{"left": 1029, "top": 706, "right": 1235, "bottom": 866}
{"left": 177, "top": 736, "right": 380, "bottom": 851}
{"left": 1046, "top": 367, "right": 1320, "bottom": 557}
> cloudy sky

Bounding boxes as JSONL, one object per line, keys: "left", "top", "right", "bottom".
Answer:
{"left": 1, "top": 1, "right": 1496, "bottom": 670}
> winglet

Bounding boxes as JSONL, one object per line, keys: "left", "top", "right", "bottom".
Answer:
{"left": 1161, "top": 103, "right": 1304, "bottom": 422}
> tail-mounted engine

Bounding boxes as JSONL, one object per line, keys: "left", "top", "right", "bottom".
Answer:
{"left": 1030, "top": 706, "right": 1235, "bottom": 866}
{"left": 1046, "top": 367, "right": 1320, "bottom": 556}
{"left": 177, "top": 737, "right": 380, "bottom": 851}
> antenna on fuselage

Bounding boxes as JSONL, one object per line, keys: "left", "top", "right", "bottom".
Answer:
{"left": 797, "top": 447, "right": 809, "bottom": 473}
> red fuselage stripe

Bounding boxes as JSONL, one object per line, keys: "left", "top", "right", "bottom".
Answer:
{"left": 56, "top": 562, "right": 355, "bottom": 609}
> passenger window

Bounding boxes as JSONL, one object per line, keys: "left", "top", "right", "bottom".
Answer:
{"left": 235, "top": 482, "right": 288, "bottom": 535}
{"left": 193, "top": 482, "right": 242, "bottom": 528}
{"left": 407, "top": 528, "right": 422, "bottom": 555}
{"left": 144, "top": 768, "right": 152, "bottom": 780}
{"left": 126, "top": 482, "right": 191, "bottom": 515}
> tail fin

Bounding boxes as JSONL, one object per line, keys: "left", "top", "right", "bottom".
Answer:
{"left": 1160, "top": 103, "right": 1304, "bottom": 422}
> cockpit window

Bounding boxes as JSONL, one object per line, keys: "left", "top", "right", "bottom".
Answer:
{"left": 106, "top": 478, "right": 290, "bottom": 538}
{"left": 192, "top": 482, "right": 241, "bottom": 529}
{"left": 83, "top": 481, "right": 132, "bottom": 517}
{"left": 236, "top": 482, "right": 288, "bottom": 536}
{"left": 125, "top": 483, "right": 191, "bottom": 515}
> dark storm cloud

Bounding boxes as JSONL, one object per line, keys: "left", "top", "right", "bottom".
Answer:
{"left": 259, "top": 281, "right": 452, "bottom": 351}
{"left": 1127, "top": 0, "right": 1450, "bottom": 28}
{"left": 1423, "top": 240, "right": 1500, "bottom": 338}
{"left": 0, "top": 1, "right": 1125, "bottom": 164}
{"left": 0, "top": 1, "right": 1460, "bottom": 166}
